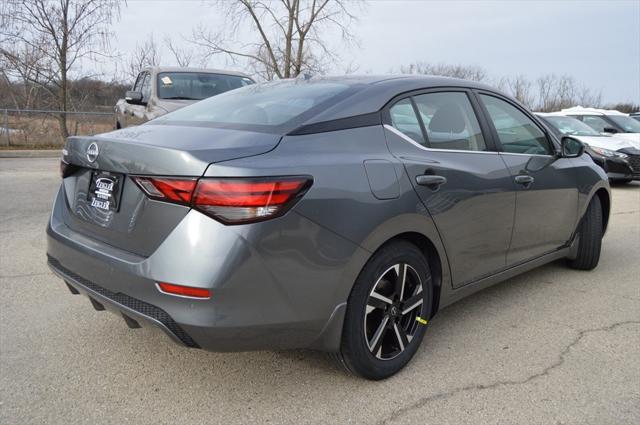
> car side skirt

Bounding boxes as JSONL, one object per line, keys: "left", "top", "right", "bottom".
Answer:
{"left": 438, "top": 243, "right": 575, "bottom": 310}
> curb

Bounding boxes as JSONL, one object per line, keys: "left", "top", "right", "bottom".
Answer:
{"left": 0, "top": 149, "right": 61, "bottom": 158}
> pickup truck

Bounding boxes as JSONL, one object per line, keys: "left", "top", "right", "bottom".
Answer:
{"left": 115, "top": 66, "right": 254, "bottom": 129}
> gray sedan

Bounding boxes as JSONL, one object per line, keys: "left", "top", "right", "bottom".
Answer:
{"left": 49, "top": 76, "right": 609, "bottom": 379}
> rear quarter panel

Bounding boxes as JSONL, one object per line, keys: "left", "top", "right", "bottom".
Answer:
{"left": 203, "top": 125, "right": 450, "bottom": 310}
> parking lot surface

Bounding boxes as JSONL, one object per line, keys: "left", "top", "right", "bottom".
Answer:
{"left": 1, "top": 158, "right": 639, "bottom": 424}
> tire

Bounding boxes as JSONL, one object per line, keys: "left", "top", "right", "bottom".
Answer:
{"left": 333, "top": 240, "right": 433, "bottom": 380}
{"left": 567, "top": 196, "right": 603, "bottom": 270}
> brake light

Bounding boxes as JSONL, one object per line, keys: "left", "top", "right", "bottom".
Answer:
{"left": 157, "top": 282, "right": 211, "bottom": 299}
{"left": 131, "top": 175, "right": 312, "bottom": 224}
{"left": 132, "top": 177, "right": 197, "bottom": 204}
{"left": 193, "top": 177, "right": 312, "bottom": 224}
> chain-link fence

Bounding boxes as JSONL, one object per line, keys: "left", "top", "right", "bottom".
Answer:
{"left": 1, "top": 109, "right": 115, "bottom": 148}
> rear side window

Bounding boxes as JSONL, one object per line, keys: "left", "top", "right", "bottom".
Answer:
{"left": 413, "top": 92, "right": 487, "bottom": 151}
{"left": 157, "top": 80, "right": 351, "bottom": 130}
{"left": 389, "top": 98, "right": 426, "bottom": 145}
{"left": 480, "top": 95, "right": 551, "bottom": 155}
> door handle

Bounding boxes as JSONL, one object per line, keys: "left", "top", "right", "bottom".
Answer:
{"left": 514, "top": 175, "right": 534, "bottom": 187}
{"left": 416, "top": 174, "right": 447, "bottom": 189}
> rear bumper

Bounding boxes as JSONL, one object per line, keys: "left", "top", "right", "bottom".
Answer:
{"left": 47, "top": 255, "right": 199, "bottom": 347}
{"left": 46, "top": 186, "right": 361, "bottom": 352}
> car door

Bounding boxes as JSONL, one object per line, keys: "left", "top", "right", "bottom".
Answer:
{"left": 383, "top": 90, "right": 516, "bottom": 288}
{"left": 476, "top": 93, "right": 578, "bottom": 265}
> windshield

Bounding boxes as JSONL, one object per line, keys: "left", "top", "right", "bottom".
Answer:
{"left": 543, "top": 116, "right": 601, "bottom": 136}
{"left": 156, "top": 79, "right": 352, "bottom": 131}
{"left": 608, "top": 115, "right": 640, "bottom": 133}
{"left": 157, "top": 72, "right": 254, "bottom": 100}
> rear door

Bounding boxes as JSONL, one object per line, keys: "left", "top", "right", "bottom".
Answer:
{"left": 384, "top": 89, "right": 516, "bottom": 288}
{"left": 476, "top": 93, "right": 578, "bottom": 264}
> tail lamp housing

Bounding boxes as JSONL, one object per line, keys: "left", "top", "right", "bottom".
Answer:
{"left": 132, "top": 176, "right": 313, "bottom": 225}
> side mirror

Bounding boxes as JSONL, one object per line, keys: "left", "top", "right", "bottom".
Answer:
{"left": 125, "top": 91, "right": 145, "bottom": 105}
{"left": 560, "top": 136, "right": 585, "bottom": 158}
{"left": 602, "top": 127, "right": 618, "bottom": 134}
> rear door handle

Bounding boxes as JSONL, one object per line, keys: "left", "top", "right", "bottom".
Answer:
{"left": 416, "top": 174, "right": 447, "bottom": 189}
{"left": 514, "top": 175, "right": 534, "bottom": 187}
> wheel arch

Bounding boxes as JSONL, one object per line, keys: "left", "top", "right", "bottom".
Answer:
{"left": 384, "top": 232, "right": 444, "bottom": 319}
{"left": 594, "top": 187, "right": 610, "bottom": 234}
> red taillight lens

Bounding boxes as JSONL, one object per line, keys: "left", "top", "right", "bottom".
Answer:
{"left": 132, "top": 175, "right": 312, "bottom": 224}
{"left": 157, "top": 282, "right": 211, "bottom": 299}
{"left": 193, "top": 177, "right": 312, "bottom": 224}
{"left": 132, "top": 177, "right": 197, "bottom": 204}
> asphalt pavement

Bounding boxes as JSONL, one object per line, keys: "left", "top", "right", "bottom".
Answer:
{"left": 1, "top": 158, "right": 638, "bottom": 424}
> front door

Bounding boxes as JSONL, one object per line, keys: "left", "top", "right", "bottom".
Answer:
{"left": 476, "top": 93, "right": 578, "bottom": 264}
{"left": 384, "top": 90, "right": 516, "bottom": 288}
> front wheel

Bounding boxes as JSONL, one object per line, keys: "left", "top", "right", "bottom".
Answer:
{"left": 567, "top": 196, "right": 603, "bottom": 270}
{"left": 333, "top": 241, "right": 433, "bottom": 380}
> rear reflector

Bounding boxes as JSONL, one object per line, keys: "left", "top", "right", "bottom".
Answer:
{"left": 131, "top": 175, "right": 312, "bottom": 225}
{"left": 157, "top": 282, "right": 211, "bottom": 299}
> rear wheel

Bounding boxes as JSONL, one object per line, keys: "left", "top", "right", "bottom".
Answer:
{"left": 567, "top": 196, "right": 603, "bottom": 270}
{"left": 333, "top": 241, "right": 433, "bottom": 380}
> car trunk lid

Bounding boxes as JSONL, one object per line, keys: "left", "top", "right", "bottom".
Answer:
{"left": 60, "top": 124, "right": 281, "bottom": 256}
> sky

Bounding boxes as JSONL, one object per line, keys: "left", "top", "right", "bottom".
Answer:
{"left": 104, "top": 0, "right": 640, "bottom": 104}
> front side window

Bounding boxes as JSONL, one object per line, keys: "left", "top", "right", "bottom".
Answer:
{"left": 389, "top": 98, "right": 426, "bottom": 144}
{"left": 133, "top": 72, "right": 145, "bottom": 91}
{"left": 157, "top": 72, "right": 254, "bottom": 101}
{"left": 140, "top": 73, "right": 152, "bottom": 103}
{"left": 580, "top": 115, "right": 611, "bottom": 133}
{"left": 480, "top": 95, "right": 551, "bottom": 155}
{"left": 413, "top": 92, "right": 487, "bottom": 151}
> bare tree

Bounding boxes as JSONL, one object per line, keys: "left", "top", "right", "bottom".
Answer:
{"left": 400, "top": 62, "right": 488, "bottom": 82}
{"left": 1, "top": 0, "right": 120, "bottom": 140}
{"left": 126, "top": 34, "right": 162, "bottom": 80}
{"left": 536, "top": 74, "right": 579, "bottom": 112}
{"left": 497, "top": 74, "right": 535, "bottom": 108}
{"left": 191, "top": 0, "right": 361, "bottom": 80}
{"left": 164, "top": 36, "right": 196, "bottom": 68}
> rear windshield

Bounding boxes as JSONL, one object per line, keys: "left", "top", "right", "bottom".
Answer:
{"left": 154, "top": 80, "right": 352, "bottom": 132}
{"left": 157, "top": 72, "right": 254, "bottom": 101}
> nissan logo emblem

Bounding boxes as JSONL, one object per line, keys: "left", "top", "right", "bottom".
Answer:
{"left": 86, "top": 142, "right": 99, "bottom": 163}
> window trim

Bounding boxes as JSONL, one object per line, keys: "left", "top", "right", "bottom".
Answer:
{"left": 382, "top": 87, "right": 499, "bottom": 153}
{"left": 472, "top": 90, "right": 558, "bottom": 157}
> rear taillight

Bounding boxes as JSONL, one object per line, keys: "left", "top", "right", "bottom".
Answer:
{"left": 132, "top": 177, "right": 197, "bottom": 204}
{"left": 60, "top": 160, "right": 80, "bottom": 178}
{"left": 132, "top": 176, "right": 312, "bottom": 224}
{"left": 193, "top": 177, "right": 312, "bottom": 224}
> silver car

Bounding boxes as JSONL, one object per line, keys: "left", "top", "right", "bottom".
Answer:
{"left": 115, "top": 66, "right": 254, "bottom": 128}
{"left": 50, "top": 76, "right": 609, "bottom": 379}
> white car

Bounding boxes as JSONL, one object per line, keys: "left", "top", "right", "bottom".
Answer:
{"left": 557, "top": 106, "right": 640, "bottom": 146}
{"left": 536, "top": 113, "right": 639, "bottom": 182}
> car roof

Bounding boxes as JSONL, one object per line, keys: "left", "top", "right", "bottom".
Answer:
{"left": 145, "top": 66, "right": 253, "bottom": 79}
{"left": 294, "top": 74, "right": 501, "bottom": 124}
{"left": 559, "top": 106, "right": 627, "bottom": 116}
